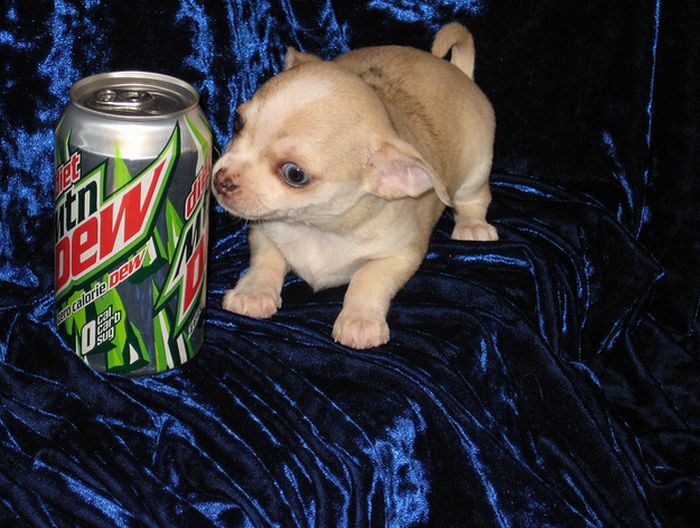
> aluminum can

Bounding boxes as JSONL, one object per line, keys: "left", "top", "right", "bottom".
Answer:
{"left": 54, "top": 72, "right": 212, "bottom": 375}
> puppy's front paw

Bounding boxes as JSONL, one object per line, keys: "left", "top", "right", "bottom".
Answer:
{"left": 451, "top": 221, "right": 498, "bottom": 241}
{"left": 332, "top": 311, "right": 389, "bottom": 349}
{"left": 222, "top": 286, "right": 281, "bottom": 319}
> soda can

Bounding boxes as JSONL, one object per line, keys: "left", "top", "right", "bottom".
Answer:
{"left": 54, "top": 71, "right": 212, "bottom": 375}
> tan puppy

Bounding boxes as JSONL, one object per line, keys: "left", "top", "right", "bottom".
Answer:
{"left": 212, "top": 23, "right": 497, "bottom": 349}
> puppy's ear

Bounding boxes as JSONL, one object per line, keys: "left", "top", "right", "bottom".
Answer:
{"left": 285, "top": 47, "right": 323, "bottom": 70}
{"left": 364, "top": 140, "right": 452, "bottom": 205}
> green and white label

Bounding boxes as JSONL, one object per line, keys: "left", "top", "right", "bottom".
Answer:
{"left": 54, "top": 116, "right": 212, "bottom": 374}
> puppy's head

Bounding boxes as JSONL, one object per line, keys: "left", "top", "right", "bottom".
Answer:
{"left": 212, "top": 49, "right": 443, "bottom": 223}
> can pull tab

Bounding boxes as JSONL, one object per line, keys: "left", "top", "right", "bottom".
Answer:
{"left": 90, "top": 89, "right": 156, "bottom": 112}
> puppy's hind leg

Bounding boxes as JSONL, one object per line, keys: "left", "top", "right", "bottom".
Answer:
{"left": 451, "top": 160, "right": 498, "bottom": 241}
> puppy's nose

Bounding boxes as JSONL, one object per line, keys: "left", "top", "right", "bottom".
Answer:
{"left": 213, "top": 169, "right": 238, "bottom": 194}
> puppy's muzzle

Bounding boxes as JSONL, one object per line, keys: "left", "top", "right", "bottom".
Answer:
{"left": 213, "top": 169, "right": 238, "bottom": 195}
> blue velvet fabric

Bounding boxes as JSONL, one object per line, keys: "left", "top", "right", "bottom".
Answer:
{"left": 1, "top": 1, "right": 698, "bottom": 526}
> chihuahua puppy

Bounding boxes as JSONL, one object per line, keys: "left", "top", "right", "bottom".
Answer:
{"left": 212, "top": 23, "right": 497, "bottom": 349}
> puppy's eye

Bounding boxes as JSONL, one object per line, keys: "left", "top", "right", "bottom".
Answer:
{"left": 280, "top": 162, "right": 310, "bottom": 187}
{"left": 233, "top": 111, "right": 244, "bottom": 135}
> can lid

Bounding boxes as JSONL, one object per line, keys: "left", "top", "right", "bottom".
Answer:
{"left": 70, "top": 71, "right": 200, "bottom": 119}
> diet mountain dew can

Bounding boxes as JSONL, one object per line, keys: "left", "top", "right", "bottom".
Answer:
{"left": 54, "top": 71, "right": 212, "bottom": 375}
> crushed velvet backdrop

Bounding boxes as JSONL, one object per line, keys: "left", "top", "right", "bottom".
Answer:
{"left": 1, "top": 0, "right": 698, "bottom": 526}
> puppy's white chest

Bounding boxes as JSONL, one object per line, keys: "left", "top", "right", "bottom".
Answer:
{"left": 262, "top": 222, "right": 368, "bottom": 290}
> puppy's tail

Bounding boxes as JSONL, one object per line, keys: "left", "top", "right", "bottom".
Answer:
{"left": 431, "top": 23, "right": 475, "bottom": 79}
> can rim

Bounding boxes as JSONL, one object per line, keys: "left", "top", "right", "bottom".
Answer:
{"left": 69, "top": 71, "right": 200, "bottom": 120}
